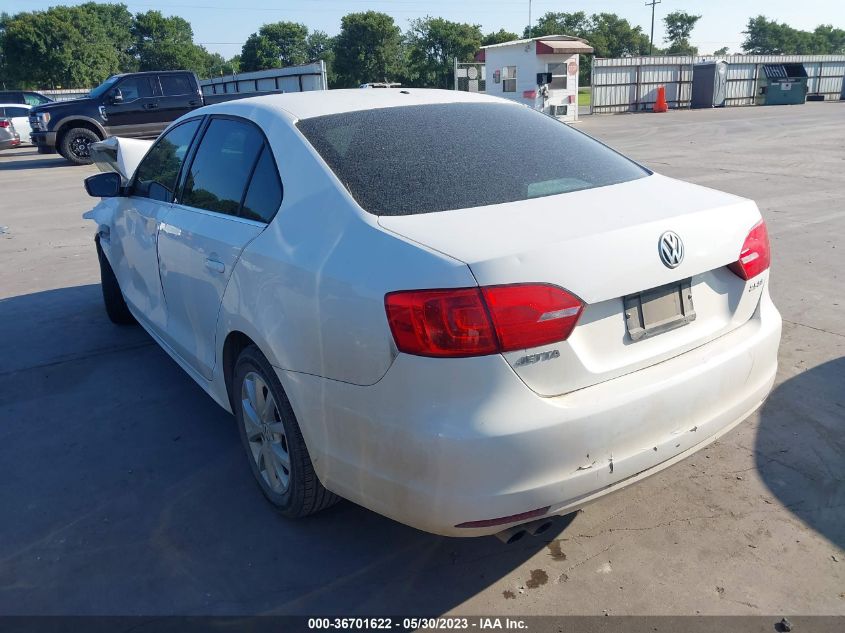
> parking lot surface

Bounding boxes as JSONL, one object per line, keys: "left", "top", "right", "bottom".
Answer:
{"left": 1, "top": 103, "right": 843, "bottom": 616}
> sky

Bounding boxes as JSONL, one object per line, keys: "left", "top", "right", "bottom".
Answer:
{"left": 5, "top": 0, "right": 843, "bottom": 60}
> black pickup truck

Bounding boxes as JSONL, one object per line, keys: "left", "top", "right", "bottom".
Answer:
{"left": 29, "top": 70, "right": 249, "bottom": 165}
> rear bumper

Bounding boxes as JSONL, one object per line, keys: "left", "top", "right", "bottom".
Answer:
{"left": 280, "top": 291, "right": 782, "bottom": 537}
{"left": 30, "top": 131, "right": 57, "bottom": 149}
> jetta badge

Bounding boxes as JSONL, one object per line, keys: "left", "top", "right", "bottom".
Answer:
{"left": 658, "top": 231, "right": 684, "bottom": 269}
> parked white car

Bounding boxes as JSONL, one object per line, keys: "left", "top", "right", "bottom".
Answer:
{"left": 83, "top": 89, "right": 781, "bottom": 539}
{"left": 0, "top": 103, "right": 32, "bottom": 144}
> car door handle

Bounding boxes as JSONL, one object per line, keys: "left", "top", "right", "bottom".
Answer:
{"left": 188, "top": 100, "right": 199, "bottom": 106}
{"left": 205, "top": 258, "right": 225, "bottom": 274}
{"left": 143, "top": 102, "right": 159, "bottom": 110}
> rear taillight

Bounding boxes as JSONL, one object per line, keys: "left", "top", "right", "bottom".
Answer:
{"left": 728, "top": 220, "right": 770, "bottom": 280}
{"left": 0, "top": 120, "right": 9, "bottom": 128}
{"left": 385, "top": 284, "right": 584, "bottom": 358}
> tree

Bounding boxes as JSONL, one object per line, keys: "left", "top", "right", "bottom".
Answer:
{"left": 80, "top": 2, "right": 135, "bottom": 71}
{"left": 481, "top": 29, "right": 518, "bottom": 46}
{"left": 333, "top": 11, "right": 403, "bottom": 87}
{"left": 713, "top": 46, "right": 730, "bottom": 56}
{"left": 205, "top": 52, "right": 240, "bottom": 77}
{"left": 131, "top": 10, "right": 209, "bottom": 74}
{"left": 240, "top": 21, "right": 308, "bottom": 71}
{"left": 740, "top": 15, "right": 836, "bottom": 54}
{"left": 663, "top": 11, "right": 700, "bottom": 54}
{"left": 306, "top": 29, "right": 336, "bottom": 85}
{"left": 524, "top": 11, "right": 590, "bottom": 39}
{"left": 0, "top": 6, "right": 123, "bottom": 87}
{"left": 406, "top": 17, "right": 482, "bottom": 89}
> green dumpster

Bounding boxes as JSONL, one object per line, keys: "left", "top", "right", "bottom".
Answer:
{"left": 757, "top": 64, "right": 808, "bottom": 106}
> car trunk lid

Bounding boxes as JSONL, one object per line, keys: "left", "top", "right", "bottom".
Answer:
{"left": 378, "top": 174, "right": 766, "bottom": 396}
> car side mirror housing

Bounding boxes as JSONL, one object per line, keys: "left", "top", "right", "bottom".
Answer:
{"left": 85, "top": 172, "right": 123, "bottom": 198}
{"left": 110, "top": 89, "right": 123, "bottom": 104}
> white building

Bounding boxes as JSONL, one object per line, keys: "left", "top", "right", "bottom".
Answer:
{"left": 479, "top": 35, "right": 594, "bottom": 121}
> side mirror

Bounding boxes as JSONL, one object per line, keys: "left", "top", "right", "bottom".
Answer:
{"left": 110, "top": 89, "right": 123, "bottom": 104}
{"left": 85, "top": 172, "right": 122, "bottom": 198}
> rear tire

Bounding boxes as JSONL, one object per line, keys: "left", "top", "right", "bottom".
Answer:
{"left": 96, "top": 238, "right": 135, "bottom": 325}
{"left": 233, "top": 345, "right": 339, "bottom": 518}
{"left": 60, "top": 127, "right": 99, "bottom": 165}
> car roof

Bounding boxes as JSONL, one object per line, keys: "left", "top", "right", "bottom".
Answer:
{"left": 0, "top": 103, "right": 31, "bottom": 107}
{"left": 201, "top": 88, "right": 519, "bottom": 121}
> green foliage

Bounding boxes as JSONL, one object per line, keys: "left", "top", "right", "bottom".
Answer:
{"left": 481, "top": 29, "right": 519, "bottom": 46}
{"left": 663, "top": 11, "right": 700, "bottom": 55}
{"left": 306, "top": 30, "right": 336, "bottom": 85}
{"left": 713, "top": 46, "right": 730, "bottom": 56}
{"left": 333, "top": 11, "right": 403, "bottom": 88}
{"left": 240, "top": 21, "right": 309, "bottom": 71}
{"left": 0, "top": 5, "right": 125, "bottom": 88}
{"left": 131, "top": 10, "right": 210, "bottom": 74}
{"left": 406, "top": 17, "right": 482, "bottom": 89}
{"left": 524, "top": 11, "right": 590, "bottom": 39}
{"left": 743, "top": 16, "right": 845, "bottom": 54}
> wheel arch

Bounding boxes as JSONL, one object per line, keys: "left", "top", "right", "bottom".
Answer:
{"left": 222, "top": 330, "right": 257, "bottom": 411}
{"left": 55, "top": 117, "right": 106, "bottom": 147}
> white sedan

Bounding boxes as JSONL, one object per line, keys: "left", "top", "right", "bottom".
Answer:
{"left": 0, "top": 103, "right": 32, "bottom": 144}
{"left": 83, "top": 89, "right": 781, "bottom": 539}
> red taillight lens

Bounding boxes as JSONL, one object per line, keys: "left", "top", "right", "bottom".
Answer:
{"left": 728, "top": 220, "right": 770, "bottom": 280}
{"left": 0, "top": 120, "right": 9, "bottom": 128}
{"left": 483, "top": 284, "right": 583, "bottom": 352}
{"left": 384, "top": 288, "right": 498, "bottom": 357}
{"left": 385, "top": 284, "right": 583, "bottom": 358}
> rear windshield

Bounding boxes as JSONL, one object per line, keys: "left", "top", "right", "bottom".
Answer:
{"left": 296, "top": 102, "right": 648, "bottom": 216}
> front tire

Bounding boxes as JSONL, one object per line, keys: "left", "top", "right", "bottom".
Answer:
{"left": 233, "top": 345, "right": 338, "bottom": 518}
{"left": 60, "top": 127, "right": 99, "bottom": 165}
{"left": 96, "top": 238, "right": 135, "bottom": 325}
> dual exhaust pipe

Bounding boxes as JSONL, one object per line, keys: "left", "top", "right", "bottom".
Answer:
{"left": 494, "top": 517, "right": 555, "bottom": 544}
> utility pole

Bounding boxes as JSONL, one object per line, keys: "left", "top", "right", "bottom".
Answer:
{"left": 528, "top": 0, "right": 532, "bottom": 38}
{"left": 645, "top": 0, "right": 661, "bottom": 55}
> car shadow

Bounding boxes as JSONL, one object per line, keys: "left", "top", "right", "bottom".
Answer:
{"left": 0, "top": 148, "right": 75, "bottom": 170}
{"left": 755, "top": 357, "right": 845, "bottom": 551}
{"left": 0, "top": 284, "right": 576, "bottom": 616}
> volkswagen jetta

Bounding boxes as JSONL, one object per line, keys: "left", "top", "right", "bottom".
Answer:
{"left": 83, "top": 89, "right": 781, "bottom": 537}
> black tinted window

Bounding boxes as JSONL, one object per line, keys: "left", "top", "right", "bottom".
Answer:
{"left": 241, "top": 145, "right": 283, "bottom": 223}
{"left": 297, "top": 103, "right": 648, "bottom": 216}
{"left": 181, "top": 118, "right": 263, "bottom": 215}
{"left": 0, "top": 92, "right": 24, "bottom": 104}
{"left": 133, "top": 119, "right": 201, "bottom": 202}
{"left": 6, "top": 107, "right": 29, "bottom": 117}
{"left": 116, "top": 77, "right": 153, "bottom": 101}
{"left": 160, "top": 74, "right": 193, "bottom": 96}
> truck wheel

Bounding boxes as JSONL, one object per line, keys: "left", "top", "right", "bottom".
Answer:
{"left": 233, "top": 345, "right": 339, "bottom": 518}
{"left": 60, "top": 127, "right": 99, "bottom": 165}
{"left": 96, "top": 238, "right": 135, "bottom": 325}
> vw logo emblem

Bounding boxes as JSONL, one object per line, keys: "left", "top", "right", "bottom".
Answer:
{"left": 658, "top": 231, "right": 684, "bottom": 269}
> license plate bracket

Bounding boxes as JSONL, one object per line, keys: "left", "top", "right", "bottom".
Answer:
{"left": 624, "top": 278, "right": 695, "bottom": 342}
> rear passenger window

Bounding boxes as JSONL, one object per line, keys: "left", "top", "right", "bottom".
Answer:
{"left": 7, "top": 107, "right": 29, "bottom": 118}
{"left": 241, "top": 145, "right": 282, "bottom": 223}
{"left": 160, "top": 74, "right": 193, "bottom": 96}
{"left": 133, "top": 119, "right": 201, "bottom": 202}
{"left": 180, "top": 118, "right": 263, "bottom": 215}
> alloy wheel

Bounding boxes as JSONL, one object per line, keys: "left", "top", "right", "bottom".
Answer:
{"left": 241, "top": 371, "right": 291, "bottom": 494}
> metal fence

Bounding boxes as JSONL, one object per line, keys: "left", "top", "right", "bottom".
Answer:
{"left": 591, "top": 54, "right": 845, "bottom": 113}
{"left": 41, "top": 88, "right": 90, "bottom": 101}
{"left": 199, "top": 61, "right": 327, "bottom": 96}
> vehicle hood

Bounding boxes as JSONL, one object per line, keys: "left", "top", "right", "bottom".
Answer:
{"left": 30, "top": 97, "right": 94, "bottom": 115}
{"left": 377, "top": 173, "right": 759, "bottom": 304}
